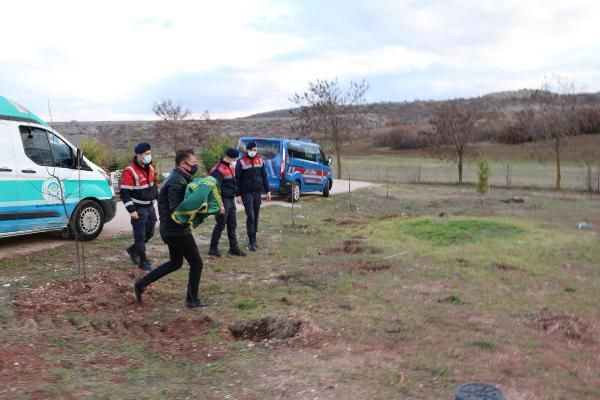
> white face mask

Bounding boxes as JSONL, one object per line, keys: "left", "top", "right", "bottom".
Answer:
{"left": 247, "top": 151, "right": 257, "bottom": 158}
{"left": 142, "top": 155, "right": 152, "bottom": 165}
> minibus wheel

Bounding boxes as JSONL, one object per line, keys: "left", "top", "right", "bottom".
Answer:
{"left": 288, "top": 181, "right": 301, "bottom": 203}
{"left": 71, "top": 200, "right": 105, "bottom": 241}
{"left": 322, "top": 180, "right": 331, "bottom": 197}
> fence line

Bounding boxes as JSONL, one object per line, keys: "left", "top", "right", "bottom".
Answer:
{"left": 336, "top": 161, "right": 600, "bottom": 192}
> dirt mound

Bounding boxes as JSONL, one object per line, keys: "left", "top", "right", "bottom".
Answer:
{"left": 496, "top": 262, "right": 520, "bottom": 271}
{"left": 368, "top": 247, "right": 385, "bottom": 254}
{"left": 0, "top": 346, "right": 44, "bottom": 381}
{"left": 347, "top": 261, "right": 391, "bottom": 275}
{"left": 337, "top": 219, "right": 364, "bottom": 226}
{"left": 144, "top": 315, "right": 219, "bottom": 360}
{"left": 13, "top": 269, "right": 138, "bottom": 315}
{"left": 65, "top": 312, "right": 218, "bottom": 361}
{"left": 531, "top": 308, "right": 593, "bottom": 341}
{"left": 284, "top": 224, "right": 320, "bottom": 235}
{"left": 328, "top": 237, "right": 370, "bottom": 254}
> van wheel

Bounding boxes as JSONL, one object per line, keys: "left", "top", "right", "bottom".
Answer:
{"left": 288, "top": 181, "right": 301, "bottom": 203}
{"left": 323, "top": 180, "right": 331, "bottom": 197}
{"left": 71, "top": 200, "right": 105, "bottom": 241}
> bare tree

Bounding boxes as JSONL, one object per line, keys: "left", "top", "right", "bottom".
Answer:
{"left": 152, "top": 99, "right": 192, "bottom": 153}
{"left": 531, "top": 77, "right": 580, "bottom": 189}
{"left": 191, "top": 110, "right": 220, "bottom": 146}
{"left": 290, "top": 78, "right": 369, "bottom": 179}
{"left": 579, "top": 149, "right": 599, "bottom": 192}
{"left": 430, "top": 100, "right": 479, "bottom": 184}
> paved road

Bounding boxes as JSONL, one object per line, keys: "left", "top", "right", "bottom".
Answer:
{"left": 0, "top": 180, "right": 375, "bottom": 258}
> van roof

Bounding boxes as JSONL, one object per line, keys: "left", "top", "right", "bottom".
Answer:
{"left": 0, "top": 96, "right": 49, "bottom": 127}
{"left": 239, "top": 137, "right": 315, "bottom": 144}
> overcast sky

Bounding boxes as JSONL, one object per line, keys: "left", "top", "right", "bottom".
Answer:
{"left": 1, "top": 0, "right": 599, "bottom": 121}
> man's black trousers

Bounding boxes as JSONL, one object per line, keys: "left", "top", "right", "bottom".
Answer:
{"left": 210, "top": 197, "right": 238, "bottom": 248}
{"left": 130, "top": 205, "right": 156, "bottom": 255}
{"left": 242, "top": 191, "right": 262, "bottom": 241}
{"left": 137, "top": 234, "right": 203, "bottom": 302}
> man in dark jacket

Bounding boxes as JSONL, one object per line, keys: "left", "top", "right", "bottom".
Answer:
{"left": 235, "top": 141, "right": 271, "bottom": 251}
{"left": 120, "top": 142, "right": 158, "bottom": 271}
{"left": 134, "top": 148, "right": 215, "bottom": 308}
{"left": 209, "top": 148, "right": 246, "bottom": 257}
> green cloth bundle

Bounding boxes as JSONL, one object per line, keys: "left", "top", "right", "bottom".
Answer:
{"left": 171, "top": 176, "right": 223, "bottom": 228}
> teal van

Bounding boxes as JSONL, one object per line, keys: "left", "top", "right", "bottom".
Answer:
{"left": 0, "top": 96, "right": 116, "bottom": 240}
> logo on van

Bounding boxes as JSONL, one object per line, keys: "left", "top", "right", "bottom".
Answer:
{"left": 42, "top": 177, "right": 66, "bottom": 203}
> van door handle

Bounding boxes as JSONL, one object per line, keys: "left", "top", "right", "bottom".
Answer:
{"left": 0, "top": 167, "right": 12, "bottom": 172}
{"left": 22, "top": 169, "right": 37, "bottom": 174}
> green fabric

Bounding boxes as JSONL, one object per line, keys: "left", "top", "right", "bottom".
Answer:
{"left": 171, "top": 176, "right": 223, "bottom": 228}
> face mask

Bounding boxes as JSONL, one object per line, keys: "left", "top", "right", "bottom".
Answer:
{"left": 247, "top": 151, "right": 257, "bottom": 158}
{"left": 187, "top": 164, "right": 198, "bottom": 176}
{"left": 142, "top": 155, "right": 152, "bottom": 165}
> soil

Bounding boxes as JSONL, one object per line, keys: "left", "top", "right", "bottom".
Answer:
{"left": 347, "top": 261, "right": 392, "bottom": 275}
{"left": 10, "top": 269, "right": 224, "bottom": 362}
{"left": 530, "top": 308, "right": 594, "bottom": 341}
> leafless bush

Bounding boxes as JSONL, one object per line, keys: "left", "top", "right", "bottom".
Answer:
{"left": 372, "top": 121, "right": 431, "bottom": 149}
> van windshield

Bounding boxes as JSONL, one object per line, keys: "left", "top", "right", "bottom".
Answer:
{"left": 238, "top": 139, "right": 280, "bottom": 160}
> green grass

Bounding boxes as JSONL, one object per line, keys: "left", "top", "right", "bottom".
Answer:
{"left": 0, "top": 182, "right": 598, "bottom": 399}
{"left": 396, "top": 217, "right": 523, "bottom": 246}
{"left": 336, "top": 154, "right": 596, "bottom": 191}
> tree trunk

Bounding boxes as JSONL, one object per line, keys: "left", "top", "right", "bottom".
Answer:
{"left": 458, "top": 152, "right": 463, "bottom": 184}
{"left": 336, "top": 150, "right": 342, "bottom": 179}
{"left": 555, "top": 137, "right": 561, "bottom": 189}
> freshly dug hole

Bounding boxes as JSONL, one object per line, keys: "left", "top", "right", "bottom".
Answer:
{"left": 228, "top": 316, "right": 302, "bottom": 341}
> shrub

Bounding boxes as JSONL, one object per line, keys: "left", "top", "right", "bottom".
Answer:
{"left": 372, "top": 122, "right": 431, "bottom": 149}
{"left": 79, "top": 137, "right": 108, "bottom": 168}
{"left": 476, "top": 157, "right": 490, "bottom": 196}
{"left": 576, "top": 105, "right": 600, "bottom": 134}
{"left": 199, "top": 136, "right": 232, "bottom": 174}
{"left": 107, "top": 153, "right": 132, "bottom": 171}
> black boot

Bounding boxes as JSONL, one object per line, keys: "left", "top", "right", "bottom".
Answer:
{"left": 208, "top": 246, "right": 222, "bottom": 257}
{"left": 126, "top": 245, "right": 140, "bottom": 265}
{"left": 229, "top": 244, "right": 246, "bottom": 257}
{"left": 134, "top": 278, "right": 144, "bottom": 304}
{"left": 248, "top": 236, "right": 257, "bottom": 252}
{"left": 185, "top": 299, "right": 208, "bottom": 308}
{"left": 138, "top": 253, "right": 152, "bottom": 271}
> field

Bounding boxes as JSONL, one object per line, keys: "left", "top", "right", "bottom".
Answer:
{"left": 1, "top": 181, "right": 599, "bottom": 399}
{"left": 336, "top": 134, "right": 600, "bottom": 191}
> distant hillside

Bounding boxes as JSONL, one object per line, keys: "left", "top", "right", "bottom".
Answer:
{"left": 51, "top": 89, "right": 600, "bottom": 153}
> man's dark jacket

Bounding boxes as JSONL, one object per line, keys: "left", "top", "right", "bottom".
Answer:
{"left": 158, "top": 168, "right": 193, "bottom": 237}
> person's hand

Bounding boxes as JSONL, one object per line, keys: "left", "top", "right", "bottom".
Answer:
{"left": 219, "top": 206, "right": 225, "bottom": 214}
{"left": 130, "top": 211, "right": 139, "bottom": 220}
{"left": 266, "top": 192, "right": 272, "bottom": 201}
{"left": 236, "top": 196, "right": 242, "bottom": 205}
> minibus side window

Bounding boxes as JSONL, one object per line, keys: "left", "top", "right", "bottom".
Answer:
{"left": 48, "top": 133, "right": 74, "bottom": 168}
{"left": 288, "top": 142, "right": 309, "bottom": 161}
{"left": 319, "top": 147, "right": 327, "bottom": 164}
{"left": 19, "top": 126, "right": 53, "bottom": 167}
{"left": 303, "top": 145, "right": 317, "bottom": 162}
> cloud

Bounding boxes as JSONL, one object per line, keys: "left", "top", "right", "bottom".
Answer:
{"left": 1, "top": 0, "right": 599, "bottom": 120}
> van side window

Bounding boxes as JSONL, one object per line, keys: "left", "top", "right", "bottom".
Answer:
{"left": 19, "top": 126, "right": 53, "bottom": 167}
{"left": 48, "top": 133, "right": 74, "bottom": 168}
{"left": 319, "top": 148, "right": 327, "bottom": 164}
{"left": 288, "top": 142, "right": 317, "bottom": 162}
